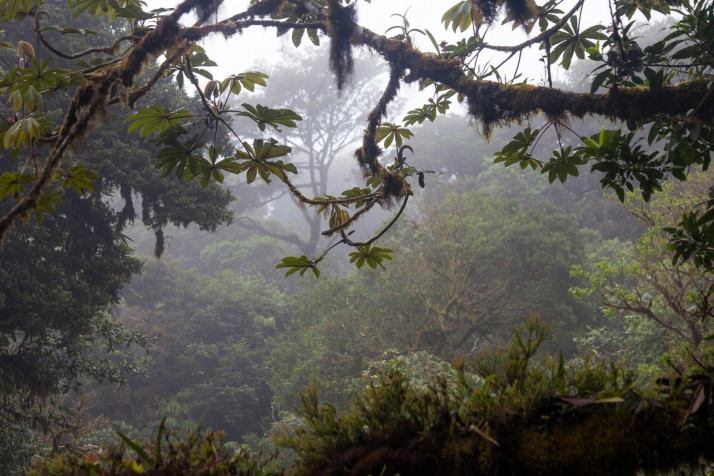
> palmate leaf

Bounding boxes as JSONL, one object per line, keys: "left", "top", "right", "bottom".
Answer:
{"left": 14, "top": 57, "right": 69, "bottom": 93}
{"left": 403, "top": 105, "right": 437, "bottom": 126}
{"left": 0, "top": 171, "right": 33, "bottom": 198}
{"left": 175, "top": 46, "right": 216, "bottom": 85}
{"left": 220, "top": 71, "right": 268, "bottom": 95}
{"left": 494, "top": 127, "right": 543, "bottom": 169}
{"left": 541, "top": 146, "right": 581, "bottom": 183}
{"left": 236, "top": 138, "right": 292, "bottom": 162}
{"left": 126, "top": 104, "right": 192, "bottom": 137}
{"left": 340, "top": 186, "right": 373, "bottom": 208}
{"left": 234, "top": 103, "right": 302, "bottom": 132}
{"left": 154, "top": 135, "right": 205, "bottom": 178}
{"left": 35, "top": 191, "right": 62, "bottom": 226}
{"left": 182, "top": 156, "right": 217, "bottom": 188}
{"left": 441, "top": 1, "right": 481, "bottom": 32}
{"left": 56, "top": 163, "right": 99, "bottom": 195}
{"left": 0, "top": 0, "right": 41, "bottom": 21}
{"left": 240, "top": 160, "right": 297, "bottom": 185}
{"left": 275, "top": 255, "right": 322, "bottom": 278}
{"left": 376, "top": 122, "right": 413, "bottom": 149}
{"left": 180, "top": 145, "right": 269, "bottom": 189}
{"left": 3, "top": 117, "right": 41, "bottom": 149}
{"left": 234, "top": 138, "right": 295, "bottom": 184}
{"left": 349, "top": 245, "right": 393, "bottom": 270}
{"left": 547, "top": 16, "right": 606, "bottom": 70}
{"left": 579, "top": 129, "right": 665, "bottom": 202}
{"left": 665, "top": 208, "right": 714, "bottom": 269}
{"left": 66, "top": 0, "right": 148, "bottom": 20}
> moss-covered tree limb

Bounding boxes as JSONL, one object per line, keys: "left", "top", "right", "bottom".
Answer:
{"left": 0, "top": 0, "right": 214, "bottom": 241}
{"left": 356, "top": 27, "right": 714, "bottom": 130}
{"left": 2, "top": 0, "right": 712, "bottom": 256}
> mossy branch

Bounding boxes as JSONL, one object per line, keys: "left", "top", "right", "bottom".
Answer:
{"left": 339, "top": 194, "right": 409, "bottom": 247}
{"left": 356, "top": 27, "right": 714, "bottom": 130}
{"left": 0, "top": 0, "right": 214, "bottom": 242}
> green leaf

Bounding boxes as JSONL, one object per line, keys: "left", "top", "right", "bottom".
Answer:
{"left": 57, "top": 163, "right": 99, "bottom": 195}
{"left": 3, "top": 116, "right": 41, "bottom": 148}
{"left": 275, "top": 255, "right": 322, "bottom": 278}
{"left": 127, "top": 104, "right": 192, "bottom": 136}
{"left": 541, "top": 147, "right": 581, "bottom": 183}
{"left": 35, "top": 191, "right": 62, "bottom": 225}
{"left": 348, "top": 245, "right": 393, "bottom": 270}
{"left": 0, "top": 171, "right": 33, "bottom": 198}
{"left": 493, "top": 127, "right": 543, "bottom": 169}
{"left": 0, "top": 0, "right": 41, "bottom": 21}
{"left": 292, "top": 27, "right": 304, "bottom": 47}
{"left": 221, "top": 71, "right": 268, "bottom": 95}
{"left": 442, "top": 1, "right": 480, "bottom": 32}
{"left": 376, "top": 122, "right": 413, "bottom": 149}
{"left": 403, "top": 105, "right": 436, "bottom": 126}
{"left": 235, "top": 138, "right": 292, "bottom": 162}
{"left": 116, "top": 430, "right": 155, "bottom": 467}
{"left": 234, "top": 103, "right": 302, "bottom": 131}
{"left": 154, "top": 416, "right": 166, "bottom": 467}
{"left": 154, "top": 134, "right": 205, "bottom": 179}
{"left": 67, "top": 0, "right": 148, "bottom": 20}
{"left": 307, "top": 28, "right": 320, "bottom": 46}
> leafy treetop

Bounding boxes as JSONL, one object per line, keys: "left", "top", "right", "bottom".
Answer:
{"left": 0, "top": 0, "right": 713, "bottom": 273}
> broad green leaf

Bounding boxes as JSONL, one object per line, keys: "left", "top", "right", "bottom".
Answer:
{"left": 221, "top": 71, "right": 268, "bottom": 95}
{"left": 67, "top": 0, "right": 148, "bottom": 20}
{"left": 3, "top": 117, "right": 41, "bottom": 148}
{"left": 35, "top": 191, "right": 62, "bottom": 225}
{"left": 275, "top": 255, "right": 321, "bottom": 278}
{"left": 376, "top": 122, "right": 413, "bottom": 149}
{"left": 234, "top": 103, "right": 302, "bottom": 131}
{"left": 127, "top": 104, "right": 192, "bottom": 136}
{"left": 0, "top": 171, "right": 33, "bottom": 198}
{"left": 349, "top": 245, "right": 393, "bottom": 270}
{"left": 57, "top": 163, "right": 99, "bottom": 195}
{"left": 441, "top": 1, "right": 481, "bottom": 32}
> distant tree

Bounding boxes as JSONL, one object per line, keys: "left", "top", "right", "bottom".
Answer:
{"left": 231, "top": 53, "right": 386, "bottom": 256}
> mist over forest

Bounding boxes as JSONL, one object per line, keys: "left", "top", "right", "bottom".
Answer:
{"left": 2, "top": 0, "right": 714, "bottom": 474}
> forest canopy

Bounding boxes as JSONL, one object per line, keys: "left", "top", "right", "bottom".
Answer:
{"left": 0, "top": 0, "right": 712, "bottom": 270}
{"left": 2, "top": 0, "right": 714, "bottom": 474}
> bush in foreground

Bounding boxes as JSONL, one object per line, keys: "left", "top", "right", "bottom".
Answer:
{"left": 30, "top": 320, "right": 714, "bottom": 475}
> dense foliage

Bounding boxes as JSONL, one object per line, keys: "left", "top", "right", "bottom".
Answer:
{"left": 1, "top": 0, "right": 714, "bottom": 474}
{"left": 1, "top": 0, "right": 713, "bottom": 268}
{"left": 281, "top": 321, "right": 714, "bottom": 475}
{"left": 91, "top": 263, "right": 286, "bottom": 440}
{"left": 0, "top": 2, "right": 234, "bottom": 471}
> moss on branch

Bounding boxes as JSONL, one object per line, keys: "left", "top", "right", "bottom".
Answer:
{"left": 357, "top": 27, "right": 714, "bottom": 134}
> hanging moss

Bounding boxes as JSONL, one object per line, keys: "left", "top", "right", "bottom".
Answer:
{"left": 326, "top": 0, "right": 356, "bottom": 91}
